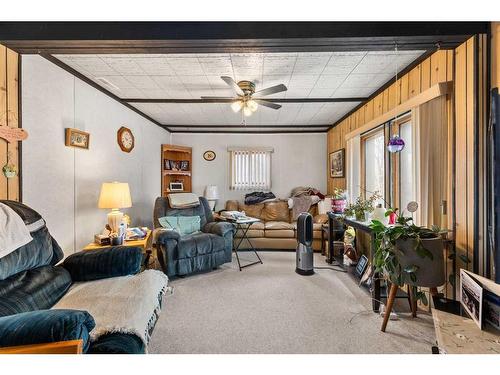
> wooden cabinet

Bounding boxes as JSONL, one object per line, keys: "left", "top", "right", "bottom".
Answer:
{"left": 161, "top": 144, "right": 192, "bottom": 197}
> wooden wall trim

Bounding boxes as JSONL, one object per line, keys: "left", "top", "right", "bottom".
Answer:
{"left": 345, "top": 82, "right": 452, "bottom": 141}
{"left": 0, "top": 44, "right": 20, "bottom": 201}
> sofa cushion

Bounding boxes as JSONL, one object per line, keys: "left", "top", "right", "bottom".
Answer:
{"left": 0, "top": 227, "right": 64, "bottom": 281}
{"left": 265, "top": 221, "right": 294, "bottom": 230}
{"left": 177, "top": 232, "right": 225, "bottom": 259}
{"left": 265, "top": 229, "right": 295, "bottom": 238}
{"left": 260, "top": 201, "right": 290, "bottom": 222}
{"left": 0, "top": 265, "right": 72, "bottom": 317}
{"left": 0, "top": 309, "right": 95, "bottom": 353}
{"left": 237, "top": 202, "right": 265, "bottom": 219}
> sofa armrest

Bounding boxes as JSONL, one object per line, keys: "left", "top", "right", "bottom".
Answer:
{"left": 63, "top": 246, "right": 142, "bottom": 282}
{"left": 156, "top": 229, "right": 181, "bottom": 244}
{"left": 0, "top": 309, "right": 95, "bottom": 353}
{"left": 203, "top": 221, "right": 235, "bottom": 237}
{"left": 314, "top": 214, "right": 328, "bottom": 224}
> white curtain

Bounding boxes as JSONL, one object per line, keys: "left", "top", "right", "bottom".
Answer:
{"left": 414, "top": 96, "right": 448, "bottom": 227}
{"left": 346, "top": 135, "right": 361, "bottom": 203}
{"left": 229, "top": 148, "right": 272, "bottom": 190}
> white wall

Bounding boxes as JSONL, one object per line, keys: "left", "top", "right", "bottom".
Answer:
{"left": 171, "top": 133, "right": 327, "bottom": 210}
{"left": 22, "top": 56, "right": 171, "bottom": 256}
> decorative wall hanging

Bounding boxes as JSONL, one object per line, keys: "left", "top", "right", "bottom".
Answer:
{"left": 2, "top": 151, "right": 17, "bottom": 179}
{"left": 203, "top": 150, "right": 216, "bottom": 161}
{"left": 387, "top": 134, "right": 405, "bottom": 153}
{"left": 65, "top": 128, "right": 90, "bottom": 149}
{"left": 0, "top": 110, "right": 28, "bottom": 143}
{"left": 117, "top": 126, "right": 135, "bottom": 153}
{"left": 330, "top": 149, "right": 345, "bottom": 178}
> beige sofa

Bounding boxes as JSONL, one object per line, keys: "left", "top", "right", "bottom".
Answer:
{"left": 225, "top": 199, "right": 327, "bottom": 251}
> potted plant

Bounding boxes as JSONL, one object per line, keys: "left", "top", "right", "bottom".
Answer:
{"left": 343, "top": 191, "right": 381, "bottom": 222}
{"left": 369, "top": 209, "right": 446, "bottom": 303}
{"left": 331, "top": 188, "right": 347, "bottom": 213}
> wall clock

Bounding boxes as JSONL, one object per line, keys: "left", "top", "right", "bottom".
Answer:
{"left": 203, "top": 150, "right": 216, "bottom": 161}
{"left": 117, "top": 126, "right": 135, "bottom": 153}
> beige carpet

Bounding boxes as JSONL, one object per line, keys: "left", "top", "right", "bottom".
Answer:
{"left": 149, "top": 251, "right": 436, "bottom": 354}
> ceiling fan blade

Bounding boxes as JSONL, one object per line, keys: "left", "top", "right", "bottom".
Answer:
{"left": 221, "top": 76, "right": 244, "bottom": 96}
{"left": 254, "top": 99, "right": 282, "bottom": 110}
{"left": 255, "top": 84, "right": 288, "bottom": 97}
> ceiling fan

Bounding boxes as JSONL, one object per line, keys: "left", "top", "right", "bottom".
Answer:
{"left": 201, "top": 76, "right": 288, "bottom": 117}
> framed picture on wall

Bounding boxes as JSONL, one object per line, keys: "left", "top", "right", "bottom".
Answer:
{"left": 65, "top": 128, "right": 90, "bottom": 149}
{"left": 330, "top": 148, "right": 345, "bottom": 178}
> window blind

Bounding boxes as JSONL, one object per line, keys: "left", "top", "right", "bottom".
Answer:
{"left": 229, "top": 148, "right": 272, "bottom": 190}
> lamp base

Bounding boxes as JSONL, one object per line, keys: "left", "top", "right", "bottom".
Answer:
{"left": 207, "top": 199, "right": 217, "bottom": 212}
{"left": 107, "top": 209, "right": 124, "bottom": 234}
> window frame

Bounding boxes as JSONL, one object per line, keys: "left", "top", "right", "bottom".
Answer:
{"left": 361, "top": 126, "right": 387, "bottom": 203}
{"left": 228, "top": 147, "right": 273, "bottom": 191}
{"left": 394, "top": 115, "right": 413, "bottom": 211}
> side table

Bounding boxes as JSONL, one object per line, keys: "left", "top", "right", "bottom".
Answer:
{"left": 217, "top": 216, "right": 263, "bottom": 271}
{"left": 83, "top": 229, "right": 153, "bottom": 269}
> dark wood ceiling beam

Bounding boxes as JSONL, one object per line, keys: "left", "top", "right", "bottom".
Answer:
{"left": 0, "top": 22, "right": 488, "bottom": 54}
{"left": 126, "top": 98, "right": 366, "bottom": 104}
{"left": 163, "top": 124, "right": 330, "bottom": 128}
{"left": 166, "top": 129, "right": 328, "bottom": 134}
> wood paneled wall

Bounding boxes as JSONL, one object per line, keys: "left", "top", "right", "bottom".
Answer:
{"left": 327, "top": 36, "right": 486, "bottom": 277}
{"left": 0, "top": 44, "right": 20, "bottom": 201}
{"left": 327, "top": 48, "right": 454, "bottom": 193}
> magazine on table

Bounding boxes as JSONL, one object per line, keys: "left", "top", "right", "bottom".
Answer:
{"left": 459, "top": 269, "right": 500, "bottom": 331}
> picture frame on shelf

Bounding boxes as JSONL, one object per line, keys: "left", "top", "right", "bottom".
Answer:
{"left": 180, "top": 160, "right": 190, "bottom": 171}
{"left": 330, "top": 148, "right": 345, "bottom": 178}
{"left": 170, "top": 161, "right": 181, "bottom": 171}
{"left": 164, "top": 159, "right": 172, "bottom": 170}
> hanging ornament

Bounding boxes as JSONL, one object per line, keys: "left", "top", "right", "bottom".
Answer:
{"left": 2, "top": 151, "right": 17, "bottom": 179}
{"left": 387, "top": 134, "right": 405, "bottom": 153}
{"left": 386, "top": 44, "right": 405, "bottom": 154}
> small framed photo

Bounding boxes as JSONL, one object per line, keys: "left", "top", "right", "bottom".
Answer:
{"left": 180, "top": 160, "right": 190, "bottom": 171}
{"left": 171, "top": 161, "right": 181, "bottom": 171}
{"left": 330, "top": 148, "right": 345, "bottom": 178}
{"left": 164, "top": 159, "right": 172, "bottom": 170}
{"left": 65, "top": 128, "right": 90, "bottom": 149}
{"left": 460, "top": 269, "right": 483, "bottom": 328}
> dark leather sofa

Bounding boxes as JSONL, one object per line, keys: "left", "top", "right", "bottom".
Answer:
{"left": 0, "top": 200, "right": 158, "bottom": 354}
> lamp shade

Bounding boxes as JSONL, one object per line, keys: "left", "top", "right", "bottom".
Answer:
{"left": 204, "top": 185, "right": 219, "bottom": 200}
{"left": 98, "top": 182, "right": 132, "bottom": 209}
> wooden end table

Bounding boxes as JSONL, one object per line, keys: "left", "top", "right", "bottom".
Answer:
{"left": 83, "top": 229, "right": 153, "bottom": 269}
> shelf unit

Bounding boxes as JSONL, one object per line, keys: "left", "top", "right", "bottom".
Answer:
{"left": 161, "top": 144, "right": 192, "bottom": 197}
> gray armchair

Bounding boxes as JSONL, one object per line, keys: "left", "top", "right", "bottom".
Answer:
{"left": 153, "top": 196, "right": 234, "bottom": 277}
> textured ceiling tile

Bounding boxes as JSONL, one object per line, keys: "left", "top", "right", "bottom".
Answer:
{"left": 101, "top": 57, "right": 145, "bottom": 75}
{"left": 134, "top": 57, "right": 176, "bottom": 75}
{"left": 288, "top": 74, "right": 320, "bottom": 88}
{"left": 314, "top": 74, "right": 346, "bottom": 89}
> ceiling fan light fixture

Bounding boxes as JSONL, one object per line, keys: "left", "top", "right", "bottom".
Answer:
{"left": 247, "top": 99, "right": 259, "bottom": 112}
{"left": 231, "top": 101, "right": 243, "bottom": 113}
{"left": 243, "top": 105, "right": 253, "bottom": 117}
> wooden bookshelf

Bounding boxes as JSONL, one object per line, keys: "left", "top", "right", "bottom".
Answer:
{"left": 161, "top": 144, "right": 192, "bottom": 197}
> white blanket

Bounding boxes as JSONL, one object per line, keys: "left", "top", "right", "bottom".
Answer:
{"left": 0, "top": 202, "right": 33, "bottom": 259}
{"left": 52, "top": 270, "right": 169, "bottom": 350}
{"left": 168, "top": 192, "right": 199, "bottom": 208}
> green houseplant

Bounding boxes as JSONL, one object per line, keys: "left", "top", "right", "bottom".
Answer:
{"left": 344, "top": 191, "right": 381, "bottom": 221}
{"left": 369, "top": 209, "right": 446, "bottom": 304}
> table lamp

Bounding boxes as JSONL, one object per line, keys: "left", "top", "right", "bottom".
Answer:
{"left": 204, "top": 185, "right": 219, "bottom": 211}
{"left": 98, "top": 182, "right": 132, "bottom": 233}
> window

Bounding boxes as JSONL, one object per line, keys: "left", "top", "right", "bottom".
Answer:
{"left": 398, "top": 120, "right": 414, "bottom": 211}
{"left": 363, "top": 130, "right": 385, "bottom": 204}
{"left": 229, "top": 147, "right": 273, "bottom": 190}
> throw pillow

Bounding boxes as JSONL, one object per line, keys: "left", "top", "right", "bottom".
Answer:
{"left": 158, "top": 216, "right": 201, "bottom": 235}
